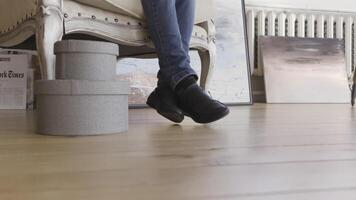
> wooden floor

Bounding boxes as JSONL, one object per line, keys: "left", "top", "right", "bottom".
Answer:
{"left": 1, "top": 104, "right": 356, "bottom": 199}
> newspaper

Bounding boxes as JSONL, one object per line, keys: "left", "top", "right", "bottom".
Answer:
{"left": 0, "top": 55, "right": 29, "bottom": 109}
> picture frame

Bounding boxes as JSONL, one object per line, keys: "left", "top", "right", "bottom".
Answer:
{"left": 260, "top": 36, "right": 350, "bottom": 104}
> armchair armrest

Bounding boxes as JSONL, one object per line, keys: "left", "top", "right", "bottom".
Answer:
{"left": 0, "top": 0, "right": 38, "bottom": 34}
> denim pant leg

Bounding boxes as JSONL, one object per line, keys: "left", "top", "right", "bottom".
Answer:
{"left": 176, "top": 0, "right": 196, "bottom": 57}
{"left": 141, "top": 0, "right": 198, "bottom": 90}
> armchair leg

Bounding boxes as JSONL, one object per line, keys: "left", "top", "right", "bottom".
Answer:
{"left": 36, "top": 4, "right": 63, "bottom": 80}
{"left": 198, "top": 19, "right": 217, "bottom": 91}
{"left": 198, "top": 48, "right": 216, "bottom": 91}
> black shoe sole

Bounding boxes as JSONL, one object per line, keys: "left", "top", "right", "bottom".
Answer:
{"left": 147, "top": 92, "right": 184, "bottom": 123}
{"left": 183, "top": 107, "right": 230, "bottom": 124}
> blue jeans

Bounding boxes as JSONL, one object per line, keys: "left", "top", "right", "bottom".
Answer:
{"left": 141, "top": 0, "right": 198, "bottom": 90}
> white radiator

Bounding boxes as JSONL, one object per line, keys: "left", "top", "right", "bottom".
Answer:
{"left": 246, "top": 6, "right": 356, "bottom": 80}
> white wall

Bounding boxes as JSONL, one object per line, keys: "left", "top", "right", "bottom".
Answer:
{"left": 246, "top": 0, "right": 356, "bottom": 13}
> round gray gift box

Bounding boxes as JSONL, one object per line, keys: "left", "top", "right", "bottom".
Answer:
{"left": 35, "top": 80, "right": 130, "bottom": 136}
{"left": 55, "top": 40, "right": 119, "bottom": 80}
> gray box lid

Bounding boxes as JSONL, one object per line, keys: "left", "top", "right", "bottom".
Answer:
{"left": 54, "top": 40, "right": 119, "bottom": 56}
{"left": 35, "top": 80, "right": 130, "bottom": 95}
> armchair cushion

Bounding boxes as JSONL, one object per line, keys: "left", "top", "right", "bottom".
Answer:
{"left": 0, "top": 0, "right": 214, "bottom": 34}
{"left": 73, "top": 0, "right": 215, "bottom": 24}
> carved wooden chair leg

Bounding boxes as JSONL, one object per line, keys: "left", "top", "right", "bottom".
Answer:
{"left": 197, "top": 19, "right": 216, "bottom": 91}
{"left": 198, "top": 47, "right": 215, "bottom": 91}
{"left": 36, "top": 5, "right": 64, "bottom": 80}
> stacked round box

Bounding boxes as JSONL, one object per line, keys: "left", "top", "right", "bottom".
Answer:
{"left": 35, "top": 40, "right": 130, "bottom": 136}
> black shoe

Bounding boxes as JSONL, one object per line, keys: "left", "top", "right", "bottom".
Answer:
{"left": 147, "top": 86, "right": 184, "bottom": 123}
{"left": 177, "top": 83, "right": 230, "bottom": 124}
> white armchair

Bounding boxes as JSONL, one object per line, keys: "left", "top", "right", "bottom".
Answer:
{"left": 0, "top": 0, "right": 216, "bottom": 90}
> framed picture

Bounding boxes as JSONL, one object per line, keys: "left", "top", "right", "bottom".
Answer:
{"left": 117, "top": 0, "right": 252, "bottom": 106}
{"left": 260, "top": 36, "right": 350, "bottom": 103}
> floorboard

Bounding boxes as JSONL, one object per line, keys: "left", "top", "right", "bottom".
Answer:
{"left": 1, "top": 104, "right": 356, "bottom": 199}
